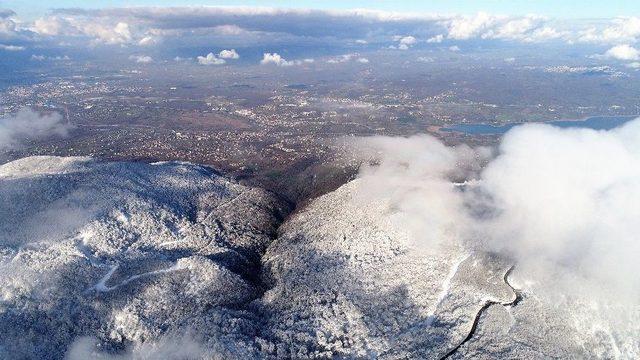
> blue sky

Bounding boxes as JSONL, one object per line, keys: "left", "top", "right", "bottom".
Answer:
{"left": 3, "top": 0, "right": 639, "bottom": 20}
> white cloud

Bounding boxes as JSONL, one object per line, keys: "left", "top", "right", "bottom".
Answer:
{"left": 260, "top": 52, "right": 291, "bottom": 66}
{"left": 602, "top": 44, "right": 640, "bottom": 61}
{"left": 326, "top": 53, "right": 368, "bottom": 64}
{"left": 393, "top": 35, "right": 417, "bottom": 50}
{"left": 84, "top": 21, "right": 132, "bottom": 45}
{"left": 260, "top": 52, "right": 312, "bottom": 66}
{"left": 350, "top": 118, "right": 640, "bottom": 350}
{"left": 16, "top": 6, "right": 640, "bottom": 54}
{"left": 129, "top": 55, "right": 153, "bottom": 63}
{"left": 400, "top": 35, "right": 417, "bottom": 45}
{"left": 31, "top": 16, "right": 68, "bottom": 36}
{"left": 0, "top": 44, "right": 24, "bottom": 51}
{"left": 478, "top": 121, "right": 640, "bottom": 299}
{"left": 29, "top": 54, "right": 70, "bottom": 61}
{"left": 417, "top": 56, "right": 434, "bottom": 62}
{"left": 579, "top": 17, "right": 640, "bottom": 44}
{"left": 0, "top": 9, "right": 33, "bottom": 43}
{"left": 138, "top": 35, "right": 158, "bottom": 46}
{"left": 446, "top": 12, "right": 495, "bottom": 40}
{"left": 444, "top": 13, "right": 564, "bottom": 43}
{"left": 0, "top": 108, "right": 73, "bottom": 150}
{"left": 427, "top": 34, "right": 443, "bottom": 43}
{"left": 197, "top": 52, "right": 226, "bottom": 65}
{"left": 31, "top": 16, "right": 138, "bottom": 45}
{"left": 449, "top": 45, "right": 460, "bottom": 52}
{"left": 218, "top": 48, "right": 239, "bottom": 59}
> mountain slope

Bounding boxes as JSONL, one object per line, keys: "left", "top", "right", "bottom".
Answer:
{"left": 0, "top": 156, "right": 289, "bottom": 359}
{"left": 1, "top": 156, "right": 636, "bottom": 359}
{"left": 259, "top": 178, "right": 637, "bottom": 359}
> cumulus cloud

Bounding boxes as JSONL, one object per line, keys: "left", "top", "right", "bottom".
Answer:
{"left": 30, "top": 14, "right": 144, "bottom": 46}
{"left": 601, "top": 44, "right": 640, "bottom": 61}
{"left": 443, "top": 13, "right": 565, "bottom": 43}
{"left": 579, "top": 17, "right": 640, "bottom": 44}
{"left": 427, "top": 34, "right": 443, "bottom": 43}
{"left": 218, "top": 48, "right": 239, "bottom": 59}
{"left": 0, "top": 8, "right": 33, "bottom": 45}
{"left": 197, "top": 52, "right": 225, "bottom": 65}
{"left": 86, "top": 21, "right": 133, "bottom": 45}
{"left": 260, "top": 52, "right": 312, "bottom": 66}
{"left": 129, "top": 55, "right": 153, "bottom": 63}
{"left": 352, "top": 117, "right": 640, "bottom": 309}
{"left": 398, "top": 35, "right": 417, "bottom": 50}
{"left": 31, "top": 16, "right": 70, "bottom": 36}
{"left": 0, "top": 108, "right": 73, "bottom": 150}
{"left": 260, "top": 52, "right": 289, "bottom": 66}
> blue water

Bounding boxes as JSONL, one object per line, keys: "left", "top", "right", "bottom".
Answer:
{"left": 441, "top": 116, "right": 639, "bottom": 135}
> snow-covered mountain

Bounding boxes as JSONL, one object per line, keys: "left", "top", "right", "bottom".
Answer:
{"left": 0, "top": 156, "right": 637, "bottom": 359}
{"left": 0, "top": 156, "right": 289, "bottom": 359}
{"left": 265, "top": 178, "right": 638, "bottom": 359}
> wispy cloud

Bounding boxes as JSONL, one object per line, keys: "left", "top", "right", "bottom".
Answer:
{"left": 0, "top": 108, "right": 73, "bottom": 150}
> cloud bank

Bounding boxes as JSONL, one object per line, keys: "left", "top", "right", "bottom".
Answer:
{"left": 353, "top": 118, "right": 640, "bottom": 306}
{"left": 0, "top": 6, "right": 638, "bottom": 66}
{"left": 0, "top": 7, "right": 632, "bottom": 55}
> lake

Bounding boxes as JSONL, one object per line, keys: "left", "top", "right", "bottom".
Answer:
{"left": 441, "top": 116, "right": 639, "bottom": 135}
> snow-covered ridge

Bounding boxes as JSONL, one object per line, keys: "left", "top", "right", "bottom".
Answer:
{"left": 0, "top": 156, "right": 289, "bottom": 359}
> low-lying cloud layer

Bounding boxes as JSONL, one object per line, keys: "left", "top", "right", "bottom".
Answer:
{"left": 354, "top": 118, "right": 640, "bottom": 304}
{"left": 0, "top": 107, "right": 73, "bottom": 150}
